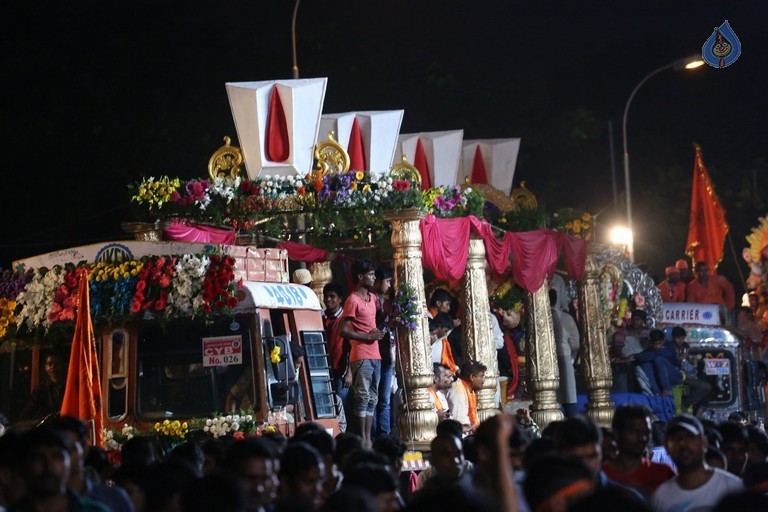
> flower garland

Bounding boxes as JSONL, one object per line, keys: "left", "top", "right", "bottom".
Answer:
{"left": 90, "top": 261, "right": 142, "bottom": 320}
{"left": 200, "top": 255, "right": 240, "bottom": 315}
{"left": 132, "top": 256, "right": 177, "bottom": 314}
{"left": 391, "top": 283, "right": 420, "bottom": 331}
{"left": 48, "top": 266, "right": 82, "bottom": 323}
{"left": 16, "top": 266, "right": 65, "bottom": 331}
{"left": 167, "top": 254, "right": 209, "bottom": 317}
{"left": 0, "top": 298, "right": 16, "bottom": 339}
{"left": 552, "top": 208, "right": 593, "bottom": 240}
{"left": 131, "top": 176, "right": 181, "bottom": 210}
{"left": 196, "top": 413, "right": 257, "bottom": 439}
{"left": 425, "top": 186, "right": 485, "bottom": 219}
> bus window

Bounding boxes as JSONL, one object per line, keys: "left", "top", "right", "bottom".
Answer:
{"left": 300, "top": 331, "right": 335, "bottom": 418}
{"left": 692, "top": 349, "right": 737, "bottom": 407}
{"left": 0, "top": 348, "right": 34, "bottom": 423}
{"left": 18, "top": 348, "right": 69, "bottom": 422}
{"left": 107, "top": 329, "right": 128, "bottom": 421}
{"left": 136, "top": 318, "right": 256, "bottom": 420}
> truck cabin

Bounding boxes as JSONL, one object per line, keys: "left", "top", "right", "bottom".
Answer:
{"left": 0, "top": 282, "right": 339, "bottom": 435}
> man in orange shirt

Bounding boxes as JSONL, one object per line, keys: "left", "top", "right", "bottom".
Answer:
{"left": 339, "top": 259, "right": 385, "bottom": 447}
{"left": 685, "top": 261, "right": 736, "bottom": 322}
{"left": 659, "top": 266, "right": 686, "bottom": 303}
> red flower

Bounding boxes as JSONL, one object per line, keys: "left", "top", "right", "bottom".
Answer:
{"left": 158, "top": 275, "right": 171, "bottom": 288}
{"left": 136, "top": 280, "right": 147, "bottom": 292}
{"left": 215, "top": 301, "right": 225, "bottom": 309}
{"left": 202, "top": 304, "right": 211, "bottom": 313}
{"left": 202, "top": 291, "right": 214, "bottom": 303}
{"left": 154, "top": 298, "right": 167, "bottom": 311}
{"left": 210, "top": 255, "right": 220, "bottom": 264}
{"left": 226, "top": 296, "right": 239, "bottom": 308}
{"left": 131, "top": 300, "right": 142, "bottom": 313}
{"left": 402, "top": 180, "right": 411, "bottom": 191}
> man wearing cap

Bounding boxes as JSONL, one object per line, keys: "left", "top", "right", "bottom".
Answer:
{"left": 659, "top": 267, "right": 686, "bottom": 303}
{"left": 652, "top": 414, "right": 743, "bottom": 512}
{"left": 676, "top": 259, "right": 693, "bottom": 285}
{"left": 292, "top": 268, "right": 313, "bottom": 288}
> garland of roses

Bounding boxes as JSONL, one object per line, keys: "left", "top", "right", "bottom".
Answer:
{"left": 132, "top": 256, "right": 177, "bottom": 314}
{"left": 200, "top": 254, "right": 240, "bottom": 315}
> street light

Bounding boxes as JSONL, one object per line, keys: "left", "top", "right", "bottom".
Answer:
{"left": 621, "top": 54, "right": 704, "bottom": 261}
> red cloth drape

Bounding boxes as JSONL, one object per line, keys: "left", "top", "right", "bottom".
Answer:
{"left": 61, "top": 274, "right": 104, "bottom": 447}
{"left": 266, "top": 87, "right": 290, "bottom": 162}
{"left": 277, "top": 241, "right": 330, "bottom": 264}
{"left": 163, "top": 221, "right": 236, "bottom": 244}
{"left": 348, "top": 118, "right": 367, "bottom": 171}
{"left": 420, "top": 215, "right": 587, "bottom": 293}
{"left": 414, "top": 139, "right": 432, "bottom": 191}
{"left": 686, "top": 145, "right": 728, "bottom": 270}
{"left": 421, "top": 215, "right": 472, "bottom": 281}
{"left": 470, "top": 145, "right": 489, "bottom": 184}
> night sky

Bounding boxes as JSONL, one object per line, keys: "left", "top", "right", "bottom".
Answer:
{"left": 2, "top": 0, "right": 766, "bottom": 292}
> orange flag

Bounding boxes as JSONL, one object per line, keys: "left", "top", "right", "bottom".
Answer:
{"left": 61, "top": 271, "right": 104, "bottom": 447}
{"left": 685, "top": 145, "right": 729, "bottom": 271}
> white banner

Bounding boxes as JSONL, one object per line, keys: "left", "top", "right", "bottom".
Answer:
{"left": 661, "top": 303, "right": 720, "bottom": 326}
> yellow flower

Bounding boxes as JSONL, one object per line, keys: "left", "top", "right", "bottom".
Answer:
{"left": 573, "top": 219, "right": 582, "bottom": 229}
{"left": 350, "top": 182, "right": 358, "bottom": 191}
{"left": 355, "top": 170, "right": 365, "bottom": 181}
{"left": 270, "top": 346, "right": 281, "bottom": 364}
{"left": 582, "top": 213, "right": 591, "bottom": 222}
{"left": 265, "top": 425, "right": 277, "bottom": 434}
{"left": 565, "top": 222, "right": 573, "bottom": 230}
{"left": 500, "top": 217, "right": 507, "bottom": 224}
{"left": 573, "top": 224, "right": 582, "bottom": 234}
{"left": 182, "top": 422, "right": 188, "bottom": 429}
{"left": 362, "top": 184, "right": 371, "bottom": 194}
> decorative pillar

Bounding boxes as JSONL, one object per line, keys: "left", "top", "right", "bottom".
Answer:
{"left": 309, "top": 260, "right": 332, "bottom": 305}
{"left": 577, "top": 250, "right": 615, "bottom": 427}
{"left": 525, "top": 283, "right": 564, "bottom": 428}
{"left": 384, "top": 209, "right": 437, "bottom": 450}
{"left": 461, "top": 235, "right": 500, "bottom": 422}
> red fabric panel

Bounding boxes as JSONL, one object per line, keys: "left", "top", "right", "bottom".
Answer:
{"left": 414, "top": 138, "right": 432, "bottom": 191}
{"left": 420, "top": 215, "right": 471, "bottom": 280}
{"left": 559, "top": 233, "right": 587, "bottom": 281}
{"left": 470, "top": 145, "right": 489, "bottom": 184}
{"left": 348, "top": 118, "right": 367, "bottom": 171}
{"left": 163, "top": 221, "right": 236, "bottom": 244}
{"left": 506, "top": 230, "right": 561, "bottom": 293}
{"left": 265, "top": 88, "right": 290, "bottom": 162}
{"left": 277, "top": 241, "right": 329, "bottom": 264}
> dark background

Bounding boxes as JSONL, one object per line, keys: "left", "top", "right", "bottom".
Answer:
{"left": 1, "top": 0, "right": 766, "bottom": 294}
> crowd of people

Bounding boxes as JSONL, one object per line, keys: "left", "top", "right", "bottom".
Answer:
{"left": 1, "top": 405, "right": 767, "bottom": 512}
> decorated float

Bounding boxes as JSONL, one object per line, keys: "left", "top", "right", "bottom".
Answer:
{"left": 0, "top": 76, "right": 679, "bottom": 455}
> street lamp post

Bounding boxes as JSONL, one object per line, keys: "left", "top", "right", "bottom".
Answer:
{"left": 621, "top": 55, "right": 704, "bottom": 261}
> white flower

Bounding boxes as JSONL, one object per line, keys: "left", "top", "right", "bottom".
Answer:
{"left": 245, "top": 415, "right": 253, "bottom": 422}
{"left": 205, "top": 419, "right": 213, "bottom": 426}
{"left": 203, "top": 426, "right": 210, "bottom": 432}
{"left": 226, "top": 415, "right": 232, "bottom": 422}
{"left": 231, "top": 422, "right": 240, "bottom": 431}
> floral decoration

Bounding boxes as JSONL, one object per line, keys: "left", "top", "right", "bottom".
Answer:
{"left": 270, "top": 346, "right": 281, "bottom": 364}
{"left": 425, "top": 186, "right": 485, "bottom": 219}
{"left": 0, "top": 298, "right": 17, "bottom": 339}
{"left": 16, "top": 266, "right": 65, "bottom": 331}
{"left": 48, "top": 266, "right": 83, "bottom": 323}
{"left": 131, "top": 176, "right": 181, "bottom": 210}
{"left": 193, "top": 413, "right": 257, "bottom": 439}
{"left": 391, "top": 283, "right": 420, "bottom": 331}
{"left": 200, "top": 254, "right": 240, "bottom": 316}
{"left": 552, "top": 208, "right": 593, "bottom": 240}
{"left": 131, "top": 256, "right": 177, "bottom": 315}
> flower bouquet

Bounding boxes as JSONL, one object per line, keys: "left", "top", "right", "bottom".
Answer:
{"left": 391, "top": 283, "right": 420, "bottom": 331}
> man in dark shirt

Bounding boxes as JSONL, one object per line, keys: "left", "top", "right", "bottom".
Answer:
{"left": 22, "top": 352, "right": 67, "bottom": 421}
{"left": 632, "top": 330, "right": 682, "bottom": 397}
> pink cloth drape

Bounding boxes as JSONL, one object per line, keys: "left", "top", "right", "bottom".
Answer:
{"left": 419, "top": 215, "right": 586, "bottom": 293}
{"left": 277, "top": 241, "right": 330, "bottom": 264}
{"left": 163, "top": 221, "right": 236, "bottom": 244}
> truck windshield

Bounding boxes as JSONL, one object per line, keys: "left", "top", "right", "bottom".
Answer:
{"left": 137, "top": 318, "right": 255, "bottom": 420}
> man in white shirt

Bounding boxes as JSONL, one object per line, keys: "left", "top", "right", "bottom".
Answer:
{"left": 429, "top": 363, "right": 453, "bottom": 421}
{"left": 653, "top": 414, "right": 743, "bottom": 512}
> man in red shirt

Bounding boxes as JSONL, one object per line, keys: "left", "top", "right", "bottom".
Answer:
{"left": 339, "top": 259, "right": 385, "bottom": 447}
{"left": 602, "top": 404, "right": 675, "bottom": 496}
{"left": 323, "top": 283, "right": 348, "bottom": 401}
{"left": 685, "top": 261, "right": 736, "bottom": 322}
{"left": 659, "top": 266, "right": 686, "bottom": 303}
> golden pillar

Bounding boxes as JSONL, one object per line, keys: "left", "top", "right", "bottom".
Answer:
{"left": 577, "top": 250, "right": 615, "bottom": 427}
{"left": 525, "top": 283, "right": 564, "bottom": 428}
{"left": 309, "top": 260, "right": 332, "bottom": 305}
{"left": 384, "top": 209, "right": 437, "bottom": 450}
{"left": 461, "top": 235, "right": 500, "bottom": 422}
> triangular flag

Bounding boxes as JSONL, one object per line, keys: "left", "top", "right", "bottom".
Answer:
{"left": 414, "top": 139, "right": 432, "bottom": 190}
{"left": 265, "top": 88, "right": 290, "bottom": 162}
{"left": 470, "top": 145, "right": 489, "bottom": 184}
{"left": 685, "top": 145, "right": 729, "bottom": 271}
{"left": 61, "top": 271, "right": 104, "bottom": 447}
{"left": 348, "top": 118, "right": 367, "bottom": 171}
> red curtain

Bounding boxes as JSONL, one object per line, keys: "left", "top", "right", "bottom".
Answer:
{"left": 420, "top": 215, "right": 586, "bottom": 293}
{"left": 277, "top": 241, "right": 330, "bottom": 264}
{"left": 163, "top": 221, "right": 236, "bottom": 245}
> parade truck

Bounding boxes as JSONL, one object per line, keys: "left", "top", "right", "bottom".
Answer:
{"left": 660, "top": 302, "right": 767, "bottom": 423}
{"left": 0, "top": 240, "right": 340, "bottom": 438}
